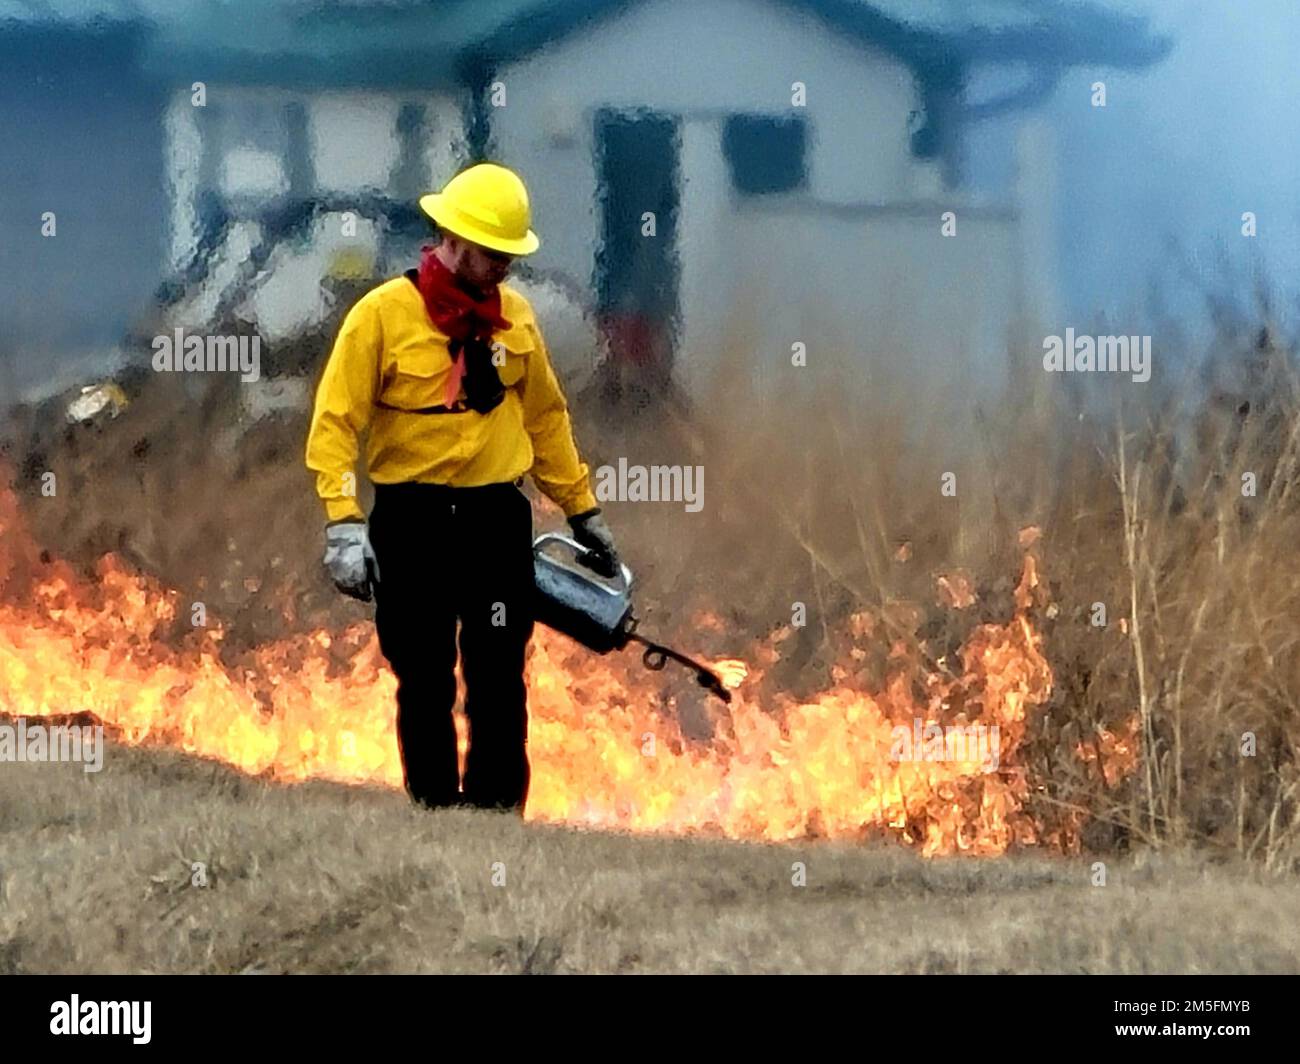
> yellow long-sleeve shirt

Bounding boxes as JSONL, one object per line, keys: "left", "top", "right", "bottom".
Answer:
{"left": 306, "top": 274, "right": 598, "bottom": 523}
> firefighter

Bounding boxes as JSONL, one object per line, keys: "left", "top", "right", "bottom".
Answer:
{"left": 306, "top": 162, "right": 619, "bottom": 814}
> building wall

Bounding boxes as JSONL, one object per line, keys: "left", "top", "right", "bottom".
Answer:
{"left": 719, "top": 199, "right": 1022, "bottom": 398}
{"left": 489, "top": 0, "right": 1031, "bottom": 394}
{"left": 164, "top": 84, "right": 464, "bottom": 273}
{"left": 492, "top": 0, "right": 940, "bottom": 259}
{"left": 153, "top": 0, "right": 1041, "bottom": 399}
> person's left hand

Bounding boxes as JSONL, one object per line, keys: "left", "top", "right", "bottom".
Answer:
{"left": 568, "top": 508, "right": 620, "bottom": 579}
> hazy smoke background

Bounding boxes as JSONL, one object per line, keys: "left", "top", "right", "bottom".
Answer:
{"left": 0, "top": 0, "right": 1296, "bottom": 400}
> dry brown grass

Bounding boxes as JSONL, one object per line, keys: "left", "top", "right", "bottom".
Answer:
{"left": 5, "top": 312, "right": 1300, "bottom": 866}
{"left": 626, "top": 313, "right": 1300, "bottom": 868}
{"left": 1, "top": 735, "right": 1297, "bottom": 974}
{"left": 3, "top": 287, "right": 1300, "bottom": 973}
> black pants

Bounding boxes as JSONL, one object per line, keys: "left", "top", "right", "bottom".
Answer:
{"left": 369, "top": 480, "right": 535, "bottom": 813}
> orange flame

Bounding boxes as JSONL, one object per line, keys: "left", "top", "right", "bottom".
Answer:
{"left": 1077, "top": 718, "right": 1140, "bottom": 787}
{"left": 935, "top": 570, "right": 977, "bottom": 609}
{"left": 0, "top": 487, "right": 1098, "bottom": 855}
{"left": 710, "top": 658, "right": 749, "bottom": 690}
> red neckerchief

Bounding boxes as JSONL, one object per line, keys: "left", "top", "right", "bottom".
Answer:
{"left": 415, "top": 245, "right": 510, "bottom": 407}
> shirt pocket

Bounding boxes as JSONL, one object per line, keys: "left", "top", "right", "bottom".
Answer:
{"left": 382, "top": 342, "right": 449, "bottom": 410}
{"left": 492, "top": 325, "right": 534, "bottom": 389}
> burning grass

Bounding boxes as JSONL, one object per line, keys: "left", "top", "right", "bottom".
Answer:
{"left": 664, "top": 310, "right": 1300, "bottom": 868}
{"left": 0, "top": 463, "right": 1061, "bottom": 853}
{"left": 1, "top": 307, "right": 1298, "bottom": 868}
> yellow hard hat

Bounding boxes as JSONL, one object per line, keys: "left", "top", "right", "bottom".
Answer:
{"left": 419, "top": 163, "right": 540, "bottom": 256}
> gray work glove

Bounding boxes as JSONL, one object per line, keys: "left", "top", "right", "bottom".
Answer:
{"left": 568, "top": 508, "right": 620, "bottom": 579}
{"left": 323, "top": 520, "right": 380, "bottom": 602}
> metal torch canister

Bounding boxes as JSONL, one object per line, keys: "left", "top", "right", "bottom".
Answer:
{"left": 531, "top": 532, "right": 637, "bottom": 653}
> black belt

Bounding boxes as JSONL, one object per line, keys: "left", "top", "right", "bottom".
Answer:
{"left": 374, "top": 398, "right": 470, "bottom": 415}
{"left": 374, "top": 478, "right": 525, "bottom": 498}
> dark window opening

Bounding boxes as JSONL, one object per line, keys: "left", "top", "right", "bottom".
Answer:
{"left": 722, "top": 113, "right": 808, "bottom": 195}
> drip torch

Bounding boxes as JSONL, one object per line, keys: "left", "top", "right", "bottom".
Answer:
{"left": 531, "top": 533, "right": 732, "bottom": 702}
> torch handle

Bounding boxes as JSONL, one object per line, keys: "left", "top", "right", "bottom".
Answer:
{"left": 532, "top": 532, "right": 634, "bottom": 593}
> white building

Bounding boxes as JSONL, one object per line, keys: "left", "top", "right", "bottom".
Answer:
{"left": 1, "top": 1, "right": 1169, "bottom": 403}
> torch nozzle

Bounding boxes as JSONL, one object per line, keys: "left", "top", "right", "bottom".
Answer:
{"left": 630, "top": 635, "right": 733, "bottom": 703}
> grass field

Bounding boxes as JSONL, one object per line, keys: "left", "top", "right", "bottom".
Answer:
{"left": 2, "top": 734, "right": 1297, "bottom": 975}
{"left": 3, "top": 288, "right": 1299, "bottom": 973}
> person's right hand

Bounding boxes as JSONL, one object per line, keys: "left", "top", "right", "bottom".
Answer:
{"left": 323, "top": 520, "right": 380, "bottom": 601}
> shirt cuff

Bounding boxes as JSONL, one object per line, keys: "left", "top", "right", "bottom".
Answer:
{"left": 560, "top": 488, "right": 598, "bottom": 519}
{"left": 324, "top": 496, "right": 365, "bottom": 523}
